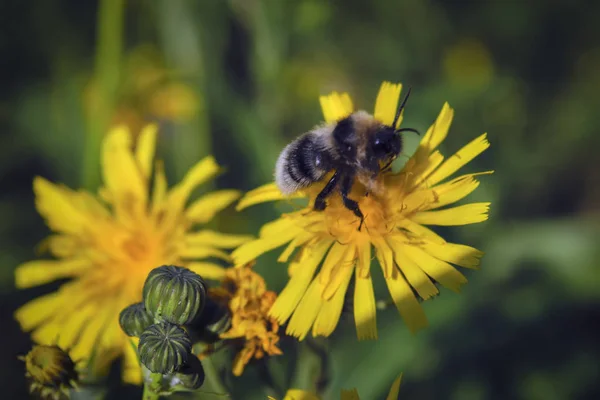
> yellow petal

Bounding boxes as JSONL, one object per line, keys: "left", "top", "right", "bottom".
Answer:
{"left": 340, "top": 388, "right": 360, "bottom": 400}
{"left": 40, "top": 235, "right": 79, "bottom": 258}
{"left": 354, "top": 272, "right": 378, "bottom": 340}
{"left": 374, "top": 81, "right": 402, "bottom": 128}
{"left": 163, "top": 156, "right": 221, "bottom": 226}
{"left": 236, "top": 183, "right": 304, "bottom": 211}
{"left": 177, "top": 156, "right": 221, "bottom": 194}
{"left": 151, "top": 160, "right": 167, "bottom": 216}
{"left": 259, "top": 215, "right": 300, "bottom": 237}
{"left": 426, "top": 133, "right": 490, "bottom": 186}
{"left": 385, "top": 373, "right": 403, "bottom": 400}
{"left": 33, "top": 177, "right": 89, "bottom": 235}
{"left": 232, "top": 219, "right": 302, "bottom": 266}
{"left": 322, "top": 246, "right": 356, "bottom": 300}
{"left": 98, "top": 314, "right": 124, "bottom": 350}
{"left": 403, "top": 245, "right": 467, "bottom": 293}
{"left": 14, "top": 292, "right": 61, "bottom": 331}
{"left": 412, "top": 202, "right": 490, "bottom": 226}
{"left": 282, "top": 389, "right": 320, "bottom": 400}
{"left": 426, "top": 175, "right": 482, "bottom": 209}
{"left": 420, "top": 241, "right": 483, "bottom": 269}
{"left": 135, "top": 124, "right": 158, "bottom": 180}
{"left": 180, "top": 245, "right": 231, "bottom": 261}
{"left": 319, "top": 91, "right": 354, "bottom": 123}
{"left": 313, "top": 266, "right": 353, "bottom": 337}
{"left": 77, "top": 190, "right": 111, "bottom": 218}
{"left": 70, "top": 302, "right": 115, "bottom": 362}
{"left": 384, "top": 268, "right": 428, "bottom": 334}
{"left": 270, "top": 240, "right": 333, "bottom": 323}
{"left": 398, "top": 219, "right": 446, "bottom": 244}
{"left": 278, "top": 231, "right": 315, "bottom": 262}
{"left": 15, "top": 259, "right": 90, "bottom": 288}
{"left": 418, "top": 102, "right": 454, "bottom": 154}
{"left": 102, "top": 125, "right": 146, "bottom": 212}
{"left": 186, "top": 262, "right": 227, "bottom": 280}
{"left": 186, "top": 190, "right": 240, "bottom": 224}
{"left": 405, "top": 173, "right": 488, "bottom": 211}
{"left": 232, "top": 237, "right": 293, "bottom": 266}
{"left": 318, "top": 242, "right": 348, "bottom": 287}
{"left": 356, "top": 240, "right": 371, "bottom": 278}
{"left": 388, "top": 237, "right": 439, "bottom": 300}
{"left": 373, "top": 237, "right": 394, "bottom": 279}
{"left": 122, "top": 337, "right": 142, "bottom": 385}
{"left": 56, "top": 302, "right": 96, "bottom": 350}
{"left": 286, "top": 278, "right": 323, "bottom": 340}
{"left": 31, "top": 318, "right": 62, "bottom": 345}
{"left": 408, "top": 151, "right": 445, "bottom": 190}
{"left": 185, "top": 230, "right": 253, "bottom": 249}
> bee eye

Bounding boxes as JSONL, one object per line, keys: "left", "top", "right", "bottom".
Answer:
{"left": 346, "top": 145, "right": 352, "bottom": 152}
{"left": 372, "top": 128, "right": 401, "bottom": 158}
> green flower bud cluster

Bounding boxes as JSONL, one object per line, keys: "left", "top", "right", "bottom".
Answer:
{"left": 118, "top": 265, "right": 212, "bottom": 392}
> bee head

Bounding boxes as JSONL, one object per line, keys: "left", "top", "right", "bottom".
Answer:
{"left": 370, "top": 87, "right": 417, "bottom": 164}
{"left": 371, "top": 127, "right": 402, "bottom": 161}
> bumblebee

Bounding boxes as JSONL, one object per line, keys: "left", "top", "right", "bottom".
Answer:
{"left": 275, "top": 88, "right": 418, "bottom": 229}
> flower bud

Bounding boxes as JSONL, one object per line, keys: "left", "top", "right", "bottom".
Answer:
{"left": 143, "top": 265, "right": 207, "bottom": 325}
{"left": 20, "top": 345, "right": 78, "bottom": 399}
{"left": 202, "top": 300, "right": 232, "bottom": 339}
{"left": 138, "top": 323, "right": 192, "bottom": 374}
{"left": 119, "top": 302, "right": 154, "bottom": 337}
{"left": 186, "top": 291, "right": 232, "bottom": 343}
{"left": 171, "top": 356, "right": 205, "bottom": 390}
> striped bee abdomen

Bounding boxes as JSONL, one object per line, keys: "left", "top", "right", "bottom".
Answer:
{"left": 275, "top": 132, "right": 332, "bottom": 195}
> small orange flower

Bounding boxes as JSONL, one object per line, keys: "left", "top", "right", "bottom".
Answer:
{"left": 219, "top": 264, "right": 283, "bottom": 376}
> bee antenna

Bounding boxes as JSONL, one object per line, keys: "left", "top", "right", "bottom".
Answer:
{"left": 392, "top": 86, "right": 412, "bottom": 130}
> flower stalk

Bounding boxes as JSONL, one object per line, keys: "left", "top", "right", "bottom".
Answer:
{"left": 142, "top": 372, "right": 163, "bottom": 400}
{"left": 83, "top": 0, "right": 125, "bottom": 189}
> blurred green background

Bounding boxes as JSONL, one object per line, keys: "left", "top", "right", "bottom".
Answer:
{"left": 1, "top": 0, "right": 599, "bottom": 399}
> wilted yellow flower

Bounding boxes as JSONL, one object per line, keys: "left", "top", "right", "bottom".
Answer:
{"left": 20, "top": 344, "right": 79, "bottom": 400}
{"left": 218, "top": 263, "right": 283, "bottom": 376}
{"left": 233, "top": 82, "right": 492, "bottom": 340}
{"left": 14, "top": 125, "right": 250, "bottom": 384}
{"left": 269, "top": 373, "right": 402, "bottom": 400}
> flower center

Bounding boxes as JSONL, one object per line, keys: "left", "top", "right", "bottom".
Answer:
{"left": 304, "top": 178, "right": 396, "bottom": 243}
{"left": 123, "top": 235, "right": 150, "bottom": 261}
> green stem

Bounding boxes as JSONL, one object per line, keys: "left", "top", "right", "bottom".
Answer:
{"left": 201, "top": 356, "right": 229, "bottom": 397}
{"left": 142, "top": 373, "right": 162, "bottom": 400}
{"left": 82, "top": 0, "right": 125, "bottom": 189}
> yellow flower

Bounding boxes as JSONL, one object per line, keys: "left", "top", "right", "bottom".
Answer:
{"left": 14, "top": 125, "right": 251, "bottom": 384}
{"left": 20, "top": 344, "right": 79, "bottom": 400}
{"left": 269, "top": 373, "right": 402, "bottom": 400}
{"left": 218, "top": 263, "right": 283, "bottom": 376}
{"left": 233, "top": 82, "right": 492, "bottom": 340}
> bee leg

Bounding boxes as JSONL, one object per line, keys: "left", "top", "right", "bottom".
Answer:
{"left": 380, "top": 158, "right": 394, "bottom": 173}
{"left": 314, "top": 170, "right": 340, "bottom": 211}
{"left": 340, "top": 173, "right": 365, "bottom": 231}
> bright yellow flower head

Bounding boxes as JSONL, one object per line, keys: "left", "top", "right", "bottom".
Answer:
{"left": 269, "top": 373, "right": 402, "bottom": 400}
{"left": 218, "top": 263, "right": 283, "bottom": 376}
{"left": 233, "top": 82, "right": 492, "bottom": 340}
{"left": 14, "top": 125, "right": 251, "bottom": 384}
